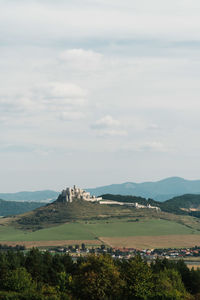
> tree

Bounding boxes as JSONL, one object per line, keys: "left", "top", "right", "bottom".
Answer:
{"left": 3, "top": 267, "right": 34, "bottom": 293}
{"left": 119, "top": 256, "right": 154, "bottom": 299}
{"left": 25, "top": 248, "right": 44, "bottom": 283}
{"left": 153, "top": 268, "right": 189, "bottom": 300}
{"left": 73, "top": 254, "right": 124, "bottom": 300}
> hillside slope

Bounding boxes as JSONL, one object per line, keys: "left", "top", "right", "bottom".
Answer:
{"left": 1, "top": 194, "right": 197, "bottom": 235}
{"left": 0, "top": 199, "right": 46, "bottom": 216}
{"left": 102, "top": 193, "right": 200, "bottom": 216}
{"left": 162, "top": 194, "right": 200, "bottom": 217}
{"left": 14, "top": 199, "right": 141, "bottom": 230}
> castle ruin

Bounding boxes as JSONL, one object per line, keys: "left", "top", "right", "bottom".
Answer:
{"left": 58, "top": 185, "right": 160, "bottom": 211}
{"left": 60, "top": 185, "right": 102, "bottom": 203}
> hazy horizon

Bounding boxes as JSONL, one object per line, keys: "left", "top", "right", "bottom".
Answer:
{"left": 1, "top": 176, "right": 200, "bottom": 194}
{"left": 1, "top": 1, "right": 200, "bottom": 192}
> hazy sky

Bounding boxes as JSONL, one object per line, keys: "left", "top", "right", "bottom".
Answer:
{"left": 1, "top": 0, "right": 200, "bottom": 192}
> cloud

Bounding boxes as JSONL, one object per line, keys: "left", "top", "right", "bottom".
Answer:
{"left": 122, "top": 141, "right": 168, "bottom": 153}
{"left": 0, "top": 144, "right": 35, "bottom": 153}
{"left": 33, "top": 82, "right": 87, "bottom": 105}
{"left": 1, "top": 0, "right": 200, "bottom": 190}
{"left": 138, "top": 141, "right": 167, "bottom": 152}
{"left": 91, "top": 115, "right": 127, "bottom": 136}
{"left": 58, "top": 111, "right": 85, "bottom": 121}
{"left": 96, "top": 129, "right": 127, "bottom": 137}
{"left": 92, "top": 115, "right": 120, "bottom": 129}
{"left": 2, "top": 0, "right": 200, "bottom": 46}
{"left": 0, "top": 82, "right": 88, "bottom": 122}
{"left": 0, "top": 94, "right": 38, "bottom": 115}
{"left": 60, "top": 49, "right": 103, "bottom": 71}
{"left": 147, "top": 123, "right": 160, "bottom": 130}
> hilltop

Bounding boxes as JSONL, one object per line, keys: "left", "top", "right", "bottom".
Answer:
{"left": 11, "top": 197, "right": 159, "bottom": 230}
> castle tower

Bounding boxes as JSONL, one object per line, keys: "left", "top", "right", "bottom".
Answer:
{"left": 66, "top": 187, "right": 73, "bottom": 202}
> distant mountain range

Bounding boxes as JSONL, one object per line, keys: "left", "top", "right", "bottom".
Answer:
{"left": 0, "top": 190, "right": 59, "bottom": 202}
{"left": 2, "top": 177, "right": 200, "bottom": 203}
{"left": 87, "top": 177, "right": 200, "bottom": 202}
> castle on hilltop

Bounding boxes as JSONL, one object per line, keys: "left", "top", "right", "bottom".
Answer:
{"left": 58, "top": 185, "right": 160, "bottom": 211}
{"left": 60, "top": 185, "right": 102, "bottom": 203}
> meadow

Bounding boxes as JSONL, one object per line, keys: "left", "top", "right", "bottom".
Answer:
{"left": 0, "top": 218, "right": 200, "bottom": 248}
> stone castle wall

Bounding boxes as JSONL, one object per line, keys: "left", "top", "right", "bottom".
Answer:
{"left": 61, "top": 185, "right": 102, "bottom": 203}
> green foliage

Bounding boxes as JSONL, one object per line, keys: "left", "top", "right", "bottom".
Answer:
{"left": 0, "top": 199, "right": 45, "bottom": 216}
{"left": 0, "top": 249, "right": 199, "bottom": 299}
{"left": 16, "top": 199, "right": 138, "bottom": 230}
{"left": 160, "top": 194, "right": 200, "bottom": 216}
{"left": 101, "top": 194, "right": 158, "bottom": 206}
{"left": 3, "top": 268, "right": 34, "bottom": 293}
{"left": 102, "top": 193, "right": 200, "bottom": 217}
{"left": 153, "top": 269, "right": 188, "bottom": 300}
{"left": 73, "top": 254, "right": 124, "bottom": 300}
{"left": 118, "top": 256, "right": 154, "bottom": 299}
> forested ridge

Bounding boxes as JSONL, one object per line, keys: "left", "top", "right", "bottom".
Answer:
{"left": 102, "top": 193, "right": 200, "bottom": 216}
{"left": 0, "top": 249, "right": 200, "bottom": 299}
{"left": 0, "top": 199, "right": 45, "bottom": 216}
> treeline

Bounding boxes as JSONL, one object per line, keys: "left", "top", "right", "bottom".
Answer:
{"left": 0, "top": 249, "right": 200, "bottom": 299}
{"left": 161, "top": 194, "right": 200, "bottom": 216}
{"left": 0, "top": 244, "right": 25, "bottom": 251}
{"left": 101, "top": 194, "right": 159, "bottom": 206}
{"left": 101, "top": 193, "right": 200, "bottom": 216}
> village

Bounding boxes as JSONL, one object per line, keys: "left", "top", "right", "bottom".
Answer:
{"left": 45, "top": 244, "right": 200, "bottom": 263}
{"left": 1, "top": 243, "right": 200, "bottom": 270}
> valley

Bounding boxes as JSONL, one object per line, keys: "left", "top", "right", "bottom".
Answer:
{"left": 1, "top": 186, "right": 200, "bottom": 249}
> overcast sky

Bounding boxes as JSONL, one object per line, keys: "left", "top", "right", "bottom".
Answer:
{"left": 1, "top": 0, "right": 200, "bottom": 192}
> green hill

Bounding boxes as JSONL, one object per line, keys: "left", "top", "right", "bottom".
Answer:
{"left": 3, "top": 193, "right": 199, "bottom": 234}
{"left": 14, "top": 199, "right": 149, "bottom": 230}
{"left": 161, "top": 194, "right": 200, "bottom": 216}
{"left": 101, "top": 194, "right": 160, "bottom": 206}
{"left": 102, "top": 193, "right": 200, "bottom": 216}
{"left": 1, "top": 193, "right": 200, "bottom": 246}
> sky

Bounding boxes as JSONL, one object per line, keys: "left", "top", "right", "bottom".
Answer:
{"left": 1, "top": 0, "right": 200, "bottom": 192}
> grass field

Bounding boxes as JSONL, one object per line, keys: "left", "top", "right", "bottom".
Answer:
{"left": 0, "top": 218, "right": 199, "bottom": 244}
{"left": 0, "top": 223, "right": 95, "bottom": 241}
{"left": 82, "top": 219, "right": 199, "bottom": 237}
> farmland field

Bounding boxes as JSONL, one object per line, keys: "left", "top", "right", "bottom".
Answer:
{"left": 100, "top": 235, "right": 200, "bottom": 249}
{"left": 81, "top": 219, "right": 199, "bottom": 237}
{"left": 0, "top": 218, "right": 199, "bottom": 245}
{"left": 0, "top": 223, "right": 95, "bottom": 241}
